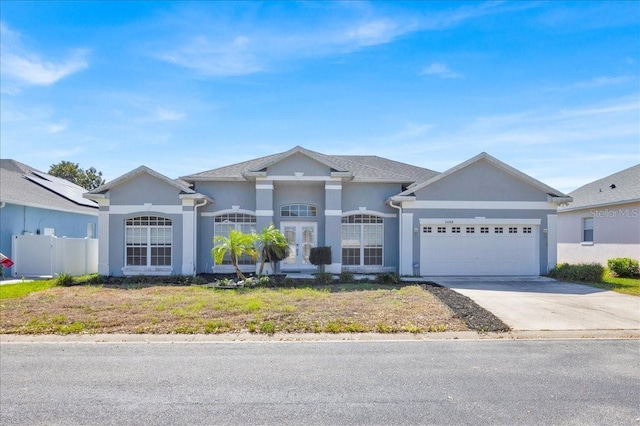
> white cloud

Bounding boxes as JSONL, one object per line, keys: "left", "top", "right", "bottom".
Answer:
{"left": 421, "top": 62, "right": 463, "bottom": 79}
{"left": 155, "top": 107, "right": 186, "bottom": 121}
{"left": 0, "top": 22, "right": 89, "bottom": 88}
{"left": 46, "top": 121, "right": 68, "bottom": 134}
{"left": 147, "top": 2, "right": 523, "bottom": 77}
{"left": 569, "top": 75, "right": 634, "bottom": 89}
{"left": 158, "top": 35, "right": 262, "bottom": 77}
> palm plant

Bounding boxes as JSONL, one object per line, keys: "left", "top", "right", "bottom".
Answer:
{"left": 212, "top": 229, "right": 258, "bottom": 281}
{"left": 255, "top": 224, "right": 289, "bottom": 276}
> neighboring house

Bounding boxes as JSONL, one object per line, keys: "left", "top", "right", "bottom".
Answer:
{"left": 557, "top": 164, "right": 640, "bottom": 265}
{"left": 0, "top": 159, "right": 99, "bottom": 276}
{"left": 85, "top": 146, "right": 571, "bottom": 277}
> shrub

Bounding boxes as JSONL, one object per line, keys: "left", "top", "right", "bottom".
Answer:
{"left": 309, "top": 246, "right": 332, "bottom": 273}
{"left": 339, "top": 271, "right": 355, "bottom": 283}
{"left": 54, "top": 273, "right": 75, "bottom": 287}
{"left": 548, "top": 263, "right": 605, "bottom": 282}
{"left": 257, "top": 275, "right": 272, "bottom": 287}
{"left": 376, "top": 272, "right": 400, "bottom": 285}
{"left": 314, "top": 272, "right": 334, "bottom": 285}
{"left": 607, "top": 258, "right": 640, "bottom": 278}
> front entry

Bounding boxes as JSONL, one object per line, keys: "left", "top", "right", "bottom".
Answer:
{"left": 281, "top": 222, "right": 317, "bottom": 270}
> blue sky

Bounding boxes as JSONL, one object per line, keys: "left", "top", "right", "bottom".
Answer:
{"left": 1, "top": 1, "right": 638, "bottom": 193}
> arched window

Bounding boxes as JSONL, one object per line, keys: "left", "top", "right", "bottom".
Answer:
{"left": 213, "top": 213, "right": 256, "bottom": 265}
{"left": 341, "top": 214, "right": 383, "bottom": 267}
{"left": 125, "top": 216, "right": 172, "bottom": 267}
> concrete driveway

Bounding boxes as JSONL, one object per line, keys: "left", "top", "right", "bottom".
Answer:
{"left": 427, "top": 277, "right": 640, "bottom": 331}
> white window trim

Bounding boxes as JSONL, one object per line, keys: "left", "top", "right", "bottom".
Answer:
{"left": 123, "top": 216, "right": 173, "bottom": 276}
{"left": 341, "top": 214, "right": 384, "bottom": 269}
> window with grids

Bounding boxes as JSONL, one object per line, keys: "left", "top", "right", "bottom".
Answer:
{"left": 125, "top": 216, "right": 172, "bottom": 267}
{"left": 214, "top": 213, "right": 257, "bottom": 265}
{"left": 452, "top": 227, "right": 460, "bottom": 233}
{"left": 341, "top": 215, "right": 383, "bottom": 266}
{"left": 281, "top": 204, "right": 317, "bottom": 217}
{"left": 509, "top": 227, "right": 518, "bottom": 234}
{"left": 480, "top": 227, "right": 489, "bottom": 234}
{"left": 523, "top": 227, "right": 532, "bottom": 234}
{"left": 495, "top": 227, "right": 503, "bottom": 234}
{"left": 466, "top": 227, "right": 475, "bottom": 234}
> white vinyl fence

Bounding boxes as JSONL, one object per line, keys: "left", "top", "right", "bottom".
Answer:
{"left": 11, "top": 234, "right": 98, "bottom": 277}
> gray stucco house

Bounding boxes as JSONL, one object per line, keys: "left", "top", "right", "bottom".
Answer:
{"left": 558, "top": 164, "right": 640, "bottom": 265}
{"left": 85, "top": 146, "right": 571, "bottom": 277}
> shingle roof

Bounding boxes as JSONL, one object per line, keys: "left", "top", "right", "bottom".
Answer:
{"left": 559, "top": 164, "right": 640, "bottom": 211}
{"left": 181, "top": 146, "right": 439, "bottom": 183}
{"left": 0, "top": 159, "right": 98, "bottom": 214}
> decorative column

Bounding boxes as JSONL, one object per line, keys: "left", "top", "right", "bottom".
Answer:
{"left": 96, "top": 198, "right": 110, "bottom": 276}
{"left": 181, "top": 198, "right": 195, "bottom": 275}
{"left": 324, "top": 180, "right": 342, "bottom": 273}
{"left": 255, "top": 179, "right": 275, "bottom": 230}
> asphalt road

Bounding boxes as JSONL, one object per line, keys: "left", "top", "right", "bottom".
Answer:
{"left": 1, "top": 340, "right": 638, "bottom": 425}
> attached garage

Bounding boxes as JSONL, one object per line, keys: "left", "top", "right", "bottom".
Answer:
{"left": 419, "top": 218, "right": 540, "bottom": 276}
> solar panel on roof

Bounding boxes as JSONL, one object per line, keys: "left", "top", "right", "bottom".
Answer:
{"left": 31, "top": 170, "right": 87, "bottom": 190}
{"left": 25, "top": 175, "right": 98, "bottom": 208}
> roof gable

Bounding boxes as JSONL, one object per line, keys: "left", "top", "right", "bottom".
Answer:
{"left": 85, "top": 166, "right": 197, "bottom": 199}
{"left": 180, "top": 146, "right": 438, "bottom": 183}
{"left": 249, "top": 146, "right": 348, "bottom": 174}
{"left": 398, "top": 152, "right": 569, "bottom": 200}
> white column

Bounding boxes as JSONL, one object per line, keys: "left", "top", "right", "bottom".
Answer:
{"left": 182, "top": 199, "right": 195, "bottom": 275}
{"left": 400, "top": 213, "right": 413, "bottom": 275}
{"left": 97, "top": 199, "right": 110, "bottom": 276}
{"left": 547, "top": 214, "right": 558, "bottom": 273}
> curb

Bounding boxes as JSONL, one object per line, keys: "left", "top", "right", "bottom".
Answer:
{"left": 1, "top": 329, "right": 638, "bottom": 344}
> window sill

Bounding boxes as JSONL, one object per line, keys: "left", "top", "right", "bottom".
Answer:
{"left": 122, "top": 266, "right": 172, "bottom": 276}
{"left": 580, "top": 242, "right": 594, "bottom": 246}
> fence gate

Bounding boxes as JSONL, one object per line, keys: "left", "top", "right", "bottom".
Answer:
{"left": 11, "top": 235, "right": 98, "bottom": 277}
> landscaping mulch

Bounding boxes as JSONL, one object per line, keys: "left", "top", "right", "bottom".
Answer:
{"left": 422, "top": 282, "right": 510, "bottom": 332}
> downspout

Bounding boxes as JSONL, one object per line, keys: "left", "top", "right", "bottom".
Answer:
{"left": 388, "top": 200, "right": 402, "bottom": 275}
{"left": 193, "top": 198, "right": 209, "bottom": 275}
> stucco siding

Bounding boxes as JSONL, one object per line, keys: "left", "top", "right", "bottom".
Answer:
{"left": 342, "top": 183, "right": 401, "bottom": 214}
{"left": 109, "top": 174, "right": 183, "bottom": 206}
{"left": 557, "top": 201, "right": 640, "bottom": 265}
{"left": 197, "top": 181, "right": 256, "bottom": 213}
{"left": 413, "top": 160, "right": 549, "bottom": 202}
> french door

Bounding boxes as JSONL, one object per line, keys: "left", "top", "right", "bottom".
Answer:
{"left": 280, "top": 222, "right": 317, "bottom": 270}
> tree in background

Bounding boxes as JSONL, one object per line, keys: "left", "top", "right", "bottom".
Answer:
{"left": 48, "top": 161, "right": 106, "bottom": 190}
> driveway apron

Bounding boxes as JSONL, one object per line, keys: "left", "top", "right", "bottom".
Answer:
{"left": 427, "top": 277, "right": 640, "bottom": 331}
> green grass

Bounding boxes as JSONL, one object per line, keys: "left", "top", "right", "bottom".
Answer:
{"left": 581, "top": 271, "right": 640, "bottom": 296}
{"left": 0, "top": 279, "right": 57, "bottom": 300}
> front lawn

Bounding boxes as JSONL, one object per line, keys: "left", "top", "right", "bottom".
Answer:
{"left": 0, "top": 279, "right": 57, "bottom": 300}
{"left": 0, "top": 284, "right": 469, "bottom": 335}
{"left": 583, "top": 272, "right": 640, "bottom": 296}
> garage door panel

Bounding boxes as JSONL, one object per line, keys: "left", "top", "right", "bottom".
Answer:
{"left": 420, "top": 223, "right": 539, "bottom": 276}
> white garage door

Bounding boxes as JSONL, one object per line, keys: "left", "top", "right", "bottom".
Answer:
{"left": 419, "top": 219, "right": 540, "bottom": 276}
